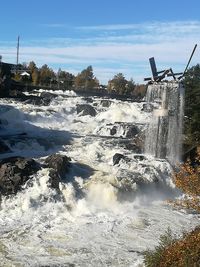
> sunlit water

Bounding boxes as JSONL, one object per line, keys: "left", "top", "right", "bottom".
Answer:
{"left": 0, "top": 89, "right": 199, "bottom": 267}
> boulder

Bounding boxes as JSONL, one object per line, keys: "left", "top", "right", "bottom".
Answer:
{"left": 124, "top": 142, "right": 142, "bottom": 153}
{"left": 125, "top": 125, "right": 140, "bottom": 138}
{"left": 133, "top": 154, "right": 147, "bottom": 161}
{"left": 110, "top": 126, "right": 117, "bottom": 136}
{"left": 100, "top": 100, "right": 112, "bottom": 107}
{"left": 40, "top": 91, "right": 57, "bottom": 100}
{"left": 76, "top": 104, "right": 97, "bottom": 117}
{"left": 113, "top": 153, "right": 126, "bottom": 165}
{"left": 82, "top": 97, "right": 93, "bottom": 103}
{"left": 141, "top": 103, "right": 154, "bottom": 112}
{"left": 24, "top": 95, "right": 51, "bottom": 106}
{"left": 0, "top": 157, "right": 40, "bottom": 195}
{"left": 44, "top": 154, "right": 71, "bottom": 189}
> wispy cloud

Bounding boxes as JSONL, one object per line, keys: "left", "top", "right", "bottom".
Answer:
{"left": 77, "top": 20, "right": 200, "bottom": 34}
{"left": 0, "top": 20, "right": 199, "bottom": 83}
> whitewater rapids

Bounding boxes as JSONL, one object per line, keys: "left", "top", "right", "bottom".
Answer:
{"left": 0, "top": 89, "right": 199, "bottom": 267}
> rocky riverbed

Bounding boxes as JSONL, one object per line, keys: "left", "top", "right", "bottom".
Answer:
{"left": 0, "top": 89, "right": 199, "bottom": 267}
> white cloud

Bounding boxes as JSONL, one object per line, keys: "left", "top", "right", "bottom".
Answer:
{"left": 0, "top": 20, "right": 199, "bottom": 83}
{"left": 77, "top": 20, "right": 200, "bottom": 33}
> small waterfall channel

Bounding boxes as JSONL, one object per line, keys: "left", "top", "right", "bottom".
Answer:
{"left": 145, "top": 81, "right": 185, "bottom": 164}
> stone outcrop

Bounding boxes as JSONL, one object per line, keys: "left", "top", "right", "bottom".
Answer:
{"left": 44, "top": 154, "right": 71, "bottom": 190}
{"left": 100, "top": 99, "right": 112, "bottom": 107}
{"left": 113, "top": 153, "right": 127, "bottom": 165}
{"left": 125, "top": 125, "right": 140, "bottom": 138}
{"left": 0, "top": 157, "right": 40, "bottom": 195}
{"left": 76, "top": 104, "right": 97, "bottom": 117}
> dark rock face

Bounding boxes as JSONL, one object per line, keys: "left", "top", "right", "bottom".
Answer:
{"left": 123, "top": 142, "right": 142, "bottom": 153}
{"left": 142, "top": 103, "right": 154, "bottom": 112}
{"left": 133, "top": 154, "right": 147, "bottom": 161}
{"left": 76, "top": 104, "right": 97, "bottom": 117}
{"left": 40, "top": 91, "right": 57, "bottom": 100}
{"left": 0, "top": 139, "right": 10, "bottom": 153}
{"left": 110, "top": 126, "right": 117, "bottom": 136}
{"left": 113, "top": 153, "right": 126, "bottom": 165}
{"left": 100, "top": 100, "right": 112, "bottom": 107}
{"left": 125, "top": 125, "right": 140, "bottom": 138}
{"left": 82, "top": 97, "right": 93, "bottom": 103}
{"left": 23, "top": 95, "right": 51, "bottom": 106}
{"left": 0, "top": 157, "right": 40, "bottom": 195}
{"left": 44, "top": 154, "right": 71, "bottom": 189}
{"left": 106, "top": 123, "right": 140, "bottom": 138}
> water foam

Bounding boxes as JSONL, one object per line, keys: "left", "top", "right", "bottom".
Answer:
{"left": 0, "top": 90, "right": 198, "bottom": 267}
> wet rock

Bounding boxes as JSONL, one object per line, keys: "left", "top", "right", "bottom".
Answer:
{"left": 44, "top": 154, "right": 71, "bottom": 189}
{"left": 123, "top": 142, "right": 142, "bottom": 153}
{"left": 113, "top": 153, "right": 126, "bottom": 165}
{"left": 0, "top": 157, "right": 40, "bottom": 195}
{"left": 20, "top": 92, "right": 57, "bottom": 106}
{"left": 83, "top": 97, "right": 93, "bottom": 103}
{"left": 100, "top": 99, "right": 112, "bottom": 107}
{"left": 105, "top": 122, "right": 141, "bottom": 138}
{"left": 110, "top": 126, "right": 117, "bottom": 136}
{"left": 141, "top": 103, "right": 154, "bottom": 112}
{"left": 133, "top": 154, "right": 147, "bottom": 161}
{"left": 0, "top": 139, "right": 10, "bottom": 153}
{"left": 125, "top": 125, "right": 140, "bottom": 138}
{"left": 40, "top": 91, "right": 57, "bottom": 100}
{"left": 76, "top": 104, "right": 97, "bottom": 117}
{"left": 23, "top": 95, "right": 51, "bottom": 106}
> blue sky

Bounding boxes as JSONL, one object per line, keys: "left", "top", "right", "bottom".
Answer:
{"left": 0, "top": 0, "right": 199, "bottom": 84}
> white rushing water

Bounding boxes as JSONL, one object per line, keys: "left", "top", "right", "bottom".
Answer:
{"left": 0, "top": 89, "right": 199, "bottom": 267}
{"left": 145, "top": 82, "right": 185, "bottom": 164}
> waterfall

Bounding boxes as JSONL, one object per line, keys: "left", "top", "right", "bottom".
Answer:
{"left": 145, "top": 81, "right": 184, "bottom": 164}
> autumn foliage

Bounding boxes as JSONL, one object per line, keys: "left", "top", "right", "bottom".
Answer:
{"left": 144, "top": 227, "right": 200, "bottom": 267}
{"left": 144, "top": 150, "right": 200, "bottom": 266}
{"left": 172, "top": 148, "right": 200, "bottom": 213}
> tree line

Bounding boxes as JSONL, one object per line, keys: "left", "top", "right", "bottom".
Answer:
{"left": 183, "top": 64, "right": 200, "bottom": 146}
{"left": 2, "top": 60, "right": 200, "bottom": 143}
{"left": 12, "top": 61, "right": 145, "bottom": 97}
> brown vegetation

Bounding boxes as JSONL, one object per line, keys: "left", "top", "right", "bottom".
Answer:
{"left": 171, "top": 148, "right": 200, "bottom": 213}
{"left": 144, "top": 227, "right": 200, "bottom": 267}
{"left": 144, "top": 150, "right": 200, "bottom": 267}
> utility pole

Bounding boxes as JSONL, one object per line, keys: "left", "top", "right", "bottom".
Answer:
{"left": 16, "top": 36, "right": 20, "bottom": 71}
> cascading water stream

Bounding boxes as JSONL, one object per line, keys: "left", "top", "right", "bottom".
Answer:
{"left": 0, "top": 88, "right": 199, "bottom": 267}
{"left": 145, "top": 81, "right": 185, "bottom": 164}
